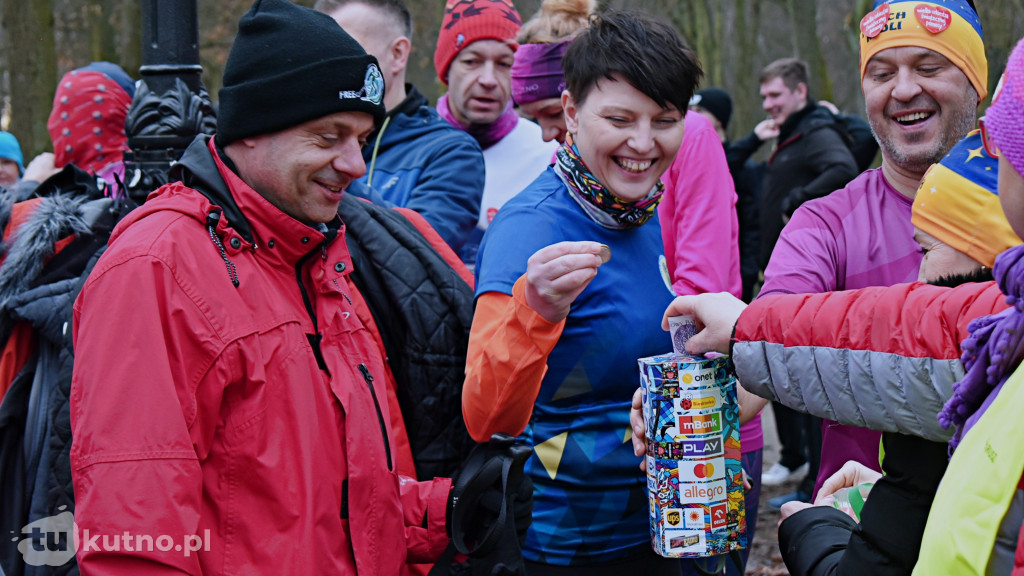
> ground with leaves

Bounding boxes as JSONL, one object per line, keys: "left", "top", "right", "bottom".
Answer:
{"left": 743, "top": 407, "right": 794, "bottom": 576}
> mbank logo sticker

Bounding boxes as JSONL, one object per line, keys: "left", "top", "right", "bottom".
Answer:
{"left": 17, "top": 505, "right": 77, "bottom": 567}
{"left": 679, "top": 413, "right": 721, "bottom": 435}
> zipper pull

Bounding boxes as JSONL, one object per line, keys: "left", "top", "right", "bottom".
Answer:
{"left": 318, "top": 222, "right": 330, "bottom": 260}
{"left": 358, "top": 363, "right": 373, "bottom": 383}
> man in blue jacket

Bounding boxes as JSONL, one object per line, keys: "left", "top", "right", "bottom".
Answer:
{"left": 317, "top": 0, "right": 485, "bottom": 254}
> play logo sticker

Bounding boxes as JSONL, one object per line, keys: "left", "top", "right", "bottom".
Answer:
{"left": 678, "top": 436, "right": 724, "bottom": 458}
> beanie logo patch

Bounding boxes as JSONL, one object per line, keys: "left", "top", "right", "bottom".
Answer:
{"left": 860, "top": 3, "right": 890, "bottom": 38}
{"left": 339, "top": 64, "right": 385, "bottom": 106}
{"left": 915, "top": 4, "right": 951, "bottom": 34}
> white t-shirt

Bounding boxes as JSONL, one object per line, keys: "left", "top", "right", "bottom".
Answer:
{"left": 478, "top": 118, "right": 558, "bottom": 229}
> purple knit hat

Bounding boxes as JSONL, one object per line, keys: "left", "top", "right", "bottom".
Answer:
{"left": 987, "top": 37, "right": 1024, "bottom": 178}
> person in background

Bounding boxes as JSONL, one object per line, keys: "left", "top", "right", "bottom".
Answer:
{"left": 315, "top": 0, "right": 486, "bottom": 254}
{"left": 15, "top": 61, "right": 136, "bottom": 199}
{"left": 464, "top": 10, "right": 706, "bottom": 573}
{"left": 433, "top": 0, "right": 559, "bottom": 266}
{"left": 741, "top": 57, "right": 860, "bottom": 270}
{"left": 0, "top": 132, "right": 24, "bottom": 188}
{"left": 817, "top": 99, "right": 880, "bottom": 172}
{"left": 511, "top": 0, "right": 593, "bottom": 145}
{"left": 728, "top": 58, "right": 860, "bottom": 506}
{"left": 688, "top": 87, "right": 762, "bottom": 303}
{"left": 758, "top": 0, "right": 988, "bottom": 509}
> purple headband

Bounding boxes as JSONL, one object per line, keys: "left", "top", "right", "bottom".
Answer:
{"left": 511, "top": 40, "right": 569, "bottom": 106}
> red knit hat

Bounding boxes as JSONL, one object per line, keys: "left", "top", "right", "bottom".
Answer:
{"left": 434, "top": 0, "right": 522, "bottom": 85}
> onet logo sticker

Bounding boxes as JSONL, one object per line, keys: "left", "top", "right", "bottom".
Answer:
{"left": 680, "top": 370, "right": 715, "bottom": 385}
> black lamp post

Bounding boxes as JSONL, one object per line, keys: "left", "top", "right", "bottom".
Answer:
{"left": 123, "top": 0, "right": 216, "bottom": 204}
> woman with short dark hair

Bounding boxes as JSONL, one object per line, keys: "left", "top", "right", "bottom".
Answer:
{"left": 464, "top": 11, "right": 710, "bottom": 574}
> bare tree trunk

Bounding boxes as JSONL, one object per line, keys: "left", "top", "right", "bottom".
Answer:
{"left": 1, "top": 0, "right": 57, "bottom": 159}
{"left": 788, "top": 0, "right": 833, "bottom": 101}
{"left": 116, "top": 0, "right": 142, "bottom": 79}
{"left": 978, "top": 0, "right": 1024, "bottom": 105}
{"left": 731, "top": 0, "right": 765, "bottom": 141}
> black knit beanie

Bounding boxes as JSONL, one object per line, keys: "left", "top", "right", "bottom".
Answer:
{"left": 689, "top": 88, "right": 733, "bottom": 131}
{"left": 216, "top": 0, "right": 386, "bottom": 145}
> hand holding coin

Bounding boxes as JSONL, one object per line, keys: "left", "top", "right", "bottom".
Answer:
{"left": 525, "top": 241, "right": 607, "bottom": 324}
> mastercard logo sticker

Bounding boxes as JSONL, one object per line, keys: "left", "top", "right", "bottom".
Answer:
{"left": 693, "top": 461, "right": 715, "bottom": 478}
{"left": 678, "top": 456, "right": 726, "bottom": 483}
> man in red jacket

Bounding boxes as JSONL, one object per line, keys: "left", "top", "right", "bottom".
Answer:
{"left": 68, "top": 1, "right": 456, "bottom": 573}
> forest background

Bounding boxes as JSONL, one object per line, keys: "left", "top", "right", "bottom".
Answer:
{"left": 2, "top": 0, "right": 1024, "bottom": 160}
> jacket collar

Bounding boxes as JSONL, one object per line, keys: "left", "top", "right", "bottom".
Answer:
{"left": 387, "top": 83, "right": 428, "bottom": 120}
{"left": 777, "top": 100, "right": 817, "bottom": 143}
{"left": 171, "top": 135, "right": 342, "bottom": 266}
{"left": 172, "top": 135, "right": 256, "bottom": 243}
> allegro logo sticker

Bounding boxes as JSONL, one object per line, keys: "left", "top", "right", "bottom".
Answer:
{"left": 679, "top": 479, "right": 728, "bottom": 504}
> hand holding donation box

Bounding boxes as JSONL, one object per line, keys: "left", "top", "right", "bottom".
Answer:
{"left": 638, "top": 351, "right": 745, "bottom": 558}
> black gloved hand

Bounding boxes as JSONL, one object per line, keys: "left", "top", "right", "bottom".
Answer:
{"left": 477, "top": 457, "right": 533, "bottom": 547}
{"left": 446, "top": 433, "right": 533, "bottom": 575}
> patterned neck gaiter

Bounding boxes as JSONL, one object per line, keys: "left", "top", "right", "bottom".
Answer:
{"left": 553, "top": 133, "right": 663, "bottom": 229}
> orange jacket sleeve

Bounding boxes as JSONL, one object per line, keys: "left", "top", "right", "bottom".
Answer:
{"left": 462, "top": 276, "right": 565, "bottom": 442}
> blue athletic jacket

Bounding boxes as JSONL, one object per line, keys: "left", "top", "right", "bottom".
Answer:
{"left": 360, "top": 85, "right": 484, "bottom": 253}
